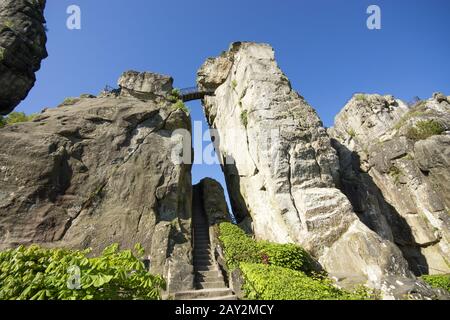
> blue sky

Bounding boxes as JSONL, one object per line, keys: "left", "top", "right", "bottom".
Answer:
{"left": 16, "top": 0, "right": 450, "bottom": 206}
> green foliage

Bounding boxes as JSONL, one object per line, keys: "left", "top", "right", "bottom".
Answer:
{"left": 3, "top": 20, "right": 14, "bottom": 30}
{"left": 168, "top": 89, "right": 181, "bottom": 102}
{"left": 0, "top": 244, "right": 166, "bottom": 300}
{"left": 218, "top": 223, "right": 314, "bottom": 273}
{"left": 420, "top": 274, "right": 450, "bottom": 292}
{"left": 172, "top": 100, "right": 189, "bottom": 114}
{"left": 218, "top": 223, "right": 260, "bottom": 270}
{"left": 0, "top": 112, "right": 37, "bottom": 127}
{"left": 258, "top": 242, "right": 315, "bottom": 273}
{"left": 406, "top": 120, "right": 444, "bottom": 141}
{"left": 394, "top": 99, "right": 429, "bottom": 130}
{"left": 347, "top": 128, "right": 356, "bottom": 138}
{"left": 231, "top": 80, "right": 238, "bottom": 90}
{"left": 354, "top": 94, "right": 367, "bottom": 102}
{"left": 240, "top": 263, "right": 373, "bottom": 300}
{"left": 60, "top": 97, "right": 80, "bottom": 106}
{"left": 388, "top": 165, "right": 403, "bottom": 185}
{"left": 240, "top": 110, "right": 248, "bottom": 128}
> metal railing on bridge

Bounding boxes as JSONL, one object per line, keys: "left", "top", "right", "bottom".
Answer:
{"left": 180, "top": 87, "right": 215, "bottom": 102}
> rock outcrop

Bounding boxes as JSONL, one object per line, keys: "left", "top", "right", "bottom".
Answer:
{"left": 197, "top": 42, "right": 420, "bottom": 293}
{"left": 194, "top": 178, "right": 232, "bottom": 226}
{"left": 0, "top": 0, "right": 48, "bottom": 115}
{"left": 0, "top": 71, "right": 194, "bottom": 292}
{"left": 330, "top": 93, "right": 450, "bottom": 276}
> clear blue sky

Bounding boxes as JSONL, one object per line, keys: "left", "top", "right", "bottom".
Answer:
{"left": 16, "top": 0, "right": 450, "bottom": 205}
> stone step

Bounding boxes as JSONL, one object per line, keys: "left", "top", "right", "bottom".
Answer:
{"left": 194, "top": 233, "right": 209, "bottom": 240}
{"left": 195, "top": 269, "right": 220, "bottom": 278}
{"left": 194, "top": 248, "right": 211, "bottom": 257}
{"left": 174, "top": 288, "right": 234, "bottom": 300}
{"left": 194, "top": 232, "right": 209, "bottom": 236}
{"left": 194, "top": 257, "right": 214, "bottom": 264}
{"left": 194, "top": 253, "right": 212, "bottom": 261}
{"left": 191, "top": 295, "right": 238, "bottom": 301}
{"left": 196, "top": 281, "right": 226, "bottom": 290}
{"left": 195, "top": 264, "right": 219, "bottom": 271}
{"left": 194, "top": 244, "right": 211, "bottom": 249}
{"left": 194, "top": 243, "right": 210, "bottom": 248}
{"left": 195, "top": 274, "right": 224, "bottom": 283}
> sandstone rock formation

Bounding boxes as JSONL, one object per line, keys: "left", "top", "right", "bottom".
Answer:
{"left": 194, "top": 178, "right": 232, "bottom": 226}
{"left": 197, "top": 42, "right": 420, "bottom": 292}
{"left": 0, "top": 71, "right": 194, "bottom": 292}
{"left": 330, "top": 93, "right": 450, "bottom": 276}
{"left": 0, "top": 0, "right": 48, "bottom": 115}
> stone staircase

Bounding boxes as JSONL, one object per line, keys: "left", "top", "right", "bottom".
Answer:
{"left": 173, "top": 187, "right": 236, "bottom": 300}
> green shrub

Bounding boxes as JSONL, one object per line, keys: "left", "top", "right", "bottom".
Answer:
{"left": 240, "top": 263, "right": 373, "bottom": 300}
{"left": 172, "top": 100, "right": 189, "bottom": 114}
{"left": 218, "top": 223, "right": 260, "bottom": 270}
{"left": 168, "top": 89, "right": 181, "bottom": 102}
{"left": 60, "top": 97, "right": 80, "bottom": 106}
{"left": 231, "top": 80, "right": 238, "bottom": 90}
{"left": 354, "top": 94, "right": 366, "bottom": 102}
{"left": 258, "top": 242, "right": 315, "bottom": 273}
{"left": 420, "top": 274, "right": 450, "bottom": 292}
{"left": 406, "top": 120, "right": 444, "bottom": 141}
{"left": 218, "top": 223, "right": 314, "bottom": 272}
{"left": 347, "top": 128, "right": 356, "bottom": 138}
{"left": 388, "top": 165, "right": 403, "bottom": 185}
{"left": 0, "top": 112, "right": 37, "bottom": 127}
{"left": 0, "top": 244, "right": 165, "bottom": 300}
{"left": 240, "top": 110, "right": 248, "bottom": 128}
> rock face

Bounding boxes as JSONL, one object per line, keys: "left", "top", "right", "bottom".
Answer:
{"left": 0, "top": 0, "right": 48, "bottom": 115}
{"left": 0, "top": 71, "right": 194, "bottom": 292}
{"left": 194, "top": 178, "right": 232, "bottom": 226}
{"left": 330, "top": 93, "right": 450, "bottom": 276}
{"left": 197, "top": 42, "right": 417, "bottom": 291}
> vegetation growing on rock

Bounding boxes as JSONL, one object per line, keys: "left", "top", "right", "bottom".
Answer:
{"left": 0, "top": 112, "right": 37, "bottom": 127}
{"left": 406, "top": 120, "right": 444, "bottom": 141}
{"left": 0, "top": 244, "right": 165, "bottom": 300}
{"left": 240, "top": 263, "right": 373, "bottom": 300}
{"left": 172, "top": 99, "right": 189, "bottom": 114}
{"left": 420, "top": 274, "right": 450, "bottom": 293}
{"left": 218, "top": 222, "right": 374, "bottom": 300}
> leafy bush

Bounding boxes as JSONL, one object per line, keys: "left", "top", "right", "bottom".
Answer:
{"left": 0, "top": 244, "right": 166, "bottom": 300}
{"left": 60, "top": 97, "right": 80, "bottom": 106}
{"left": 172, "top": 100, "right": 189, "bottom": 114}
{"left": 168, "top": 89, "right": 181, "bottom": 102}
{"left": 240, "top": 263, "right": 373, "bottom": 300}
{"left": 347, "top": 128, "right": 356, "bottom": 138}
{"left": 420, "top": 274, "right": 450, "bottom": 292}
{"left": 354, "top": 94, "right": 367, "bottom": 102}
{"left": 240, "top": 110, "right": 248, "bottom": 128}
{"left": 406, "top": 120, "right": 444, "bottom": 141}
{"left": 218, "top": 223, "right": 314, "bottom": 272}
{"left": 388, "top": 165, "right": 403, "bottom": 185}
{"left": 0, "top": 112, "right": 37, "bottom": 127}
{"left": 258, "top": 242, "right": 314, "bottom": 273}
{"left": 231, "top": 80, "right": 238, "bottom": 90}
{"left": 218, "top": 222, "right": 260, "bottom": 270}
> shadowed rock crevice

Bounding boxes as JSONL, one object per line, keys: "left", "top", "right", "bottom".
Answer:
{"left": 330, "top": 93, "right": 450, "bottom": 277}
{"left": 332, "top": 138, "right": 429, "bottom": 275}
